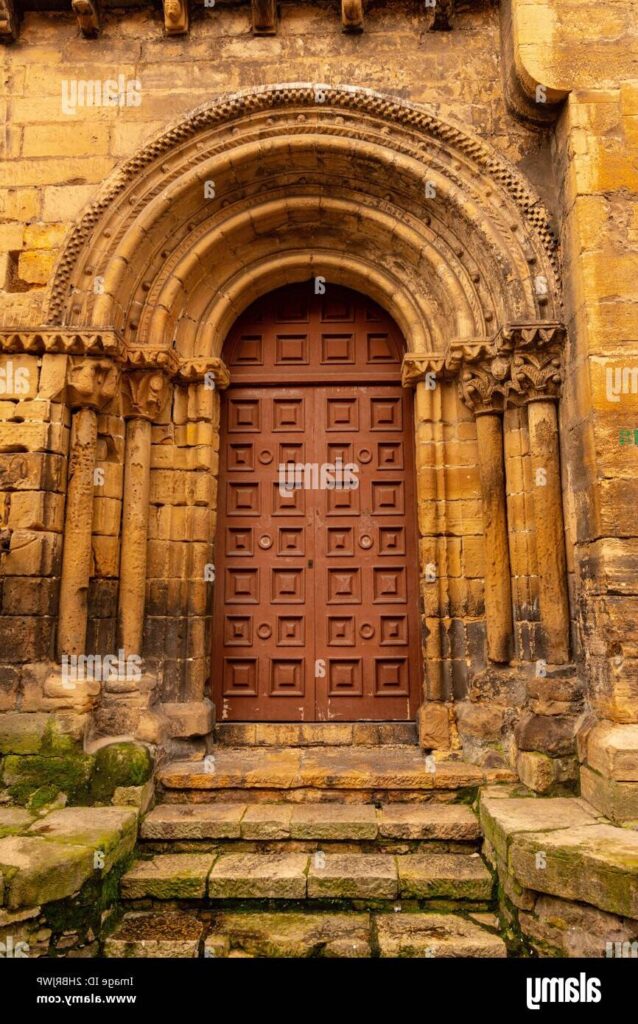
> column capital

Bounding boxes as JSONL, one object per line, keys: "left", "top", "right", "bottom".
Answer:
{"left": 401, "top": 353, "right": 449, "bottom": 388}
{"left": 175, "top": 357, "right": 231, "bottom": 390}
{"left": 121, "top": 369, "right": 172, "bottom": 421}
{"left": 65, "top": 356, "right": 120, "bottom": 411}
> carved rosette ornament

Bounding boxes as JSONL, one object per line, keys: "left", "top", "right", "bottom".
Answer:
{"left": 65, "top": 357, "right": 120, "bottom": 411}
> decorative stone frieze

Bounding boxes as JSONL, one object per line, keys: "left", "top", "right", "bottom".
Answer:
{"left": 0, "top": 329, "right": 125, "bottom": 358}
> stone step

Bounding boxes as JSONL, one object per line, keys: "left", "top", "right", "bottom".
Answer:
{"left": 214, "top": 722, "right": 418, "bottom": 747}
{"left": 120, "top": 850, "right": 493, "bottom": 902}
{"left": 158, "top": 747, "right": 514, "bottom": 799}
{"left": 104, "top": 909, "right": 506, "bottom": 958}
{"left": 140, "top": 800, "right": 481, "bottom": 843}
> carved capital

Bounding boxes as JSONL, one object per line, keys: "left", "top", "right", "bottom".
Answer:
{"left": 176, "top": 358, "right": 231, "bottom": 390}
{"left": 458, "top": 354, "right": 511, "bottom": 415}
{"left": 342, "top": 0, "right": 363, "bottom": 32}
{"left": 71, "top": 0, "right": 100, "bottom": 37}
{"left": 122, "top": 369, "right": 171, "bottom": 421}
{"left": 496, "top": 321, "right": 566, "bottom": 404}
{"left": 251, "top": 0, "right": 277, "bottom": 35}
{"left": 163, "top": 0, "right": 188, "bottom": 35}
{"left": 0, "top": 0, "right": 18, "bottom": 41}
{"left": 125, "top": 345, "right": 181, "bottom": 377}
{"left": 66, "top": 358, "right": 120, "bottom": 411}
{"left": 401, "top": 352, "right": 450, "bottom": 388}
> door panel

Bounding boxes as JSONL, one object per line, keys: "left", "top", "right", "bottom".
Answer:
{"left": 213, "top": 283, "right": 421, "bottom": 722}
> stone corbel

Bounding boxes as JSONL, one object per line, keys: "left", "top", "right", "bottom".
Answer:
{"left": 251, "top": 0, "right": 277, "bottom": 35}
{"left": 65, "top": 356, "right": 120, "bottom": 411}
{"left": 163, "top": 0, "right": 189, "bottom": 35}
{"left": 342, "top": 0, "right": 364, "bottom": 33}
{"left": 428, "top": 0, "right": 454, "bottom": 32}
{"left": 0, "top": 0, "right": 18, "bottom": 41}
{"left": 71, "top": 0, "right": 101, "bottom": 38}
{"left": 401, "top": 353, "right": 449, "bottom": 389}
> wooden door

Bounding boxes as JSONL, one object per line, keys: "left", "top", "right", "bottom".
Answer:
{"left": 212, "top": 284, "right": 421, "bottom": 721}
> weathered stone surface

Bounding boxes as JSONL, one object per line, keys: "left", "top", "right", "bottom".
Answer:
{"left": 397, "top": 853, "right": 493, "bottom": 901}
{"left": 480, "top": 794, "right": 598, "bottom": 862}
{"left": 162, "top": 700, "right": 214, "bottom": 739}
{"left": 121, "top": 854, "right": 214, "bottom": 899}
{"left": 2, "top": 753, "right": 95, "bottom": 806}
{"left": 240, "top": 804, "right": 293, "bottom": 840}
{"left": 27, "top": 806, "right": 137, "bottom": 870}
{"left": 580, "top": 765, "right": 638, "bottom": 825}
{"left": 456, "top": 702, "right": 505, "bottom": 740}
{"left": 141, "top": 804, "right": 244, "bottom": 840}
{"left": 307, "top": 854, "right": 397, "bottom": 900}
{"left": 112, "top": 779, "right": 154, "bottom": 813}
{"left": 290, "top": 804, "right": 378, "bottom": 840}
{"left": 0, "top": 835, "right": 94, "bottom": 909}
{"left": 0, "top": 807, "right": 33, "bottom": 838}
{"left": 376, "top": 912, "right": 506, "bottom": 957}
{"left": 417, "top": 703, "right": 450, "bottom": 749}
{"left": 207, "top": 911, "right": 371, "bottom": 958}
{"left": 516, "top": 751, "right": 578, "bottom": 793}
{"left": 510, "top": 824, "right": 638, "bottom": 919}
{"left": 518, "top": 894, "right": 638, "bottom": 957}
{"left": 90, "top": 742, "right": 153, "bottom": 804}
{"left": 378, "top": 803, "right": 480, "bottom": 841}
{"left": 0, "top": 713, "right": 50, "bottom": 754}
{"left": 516, "top": 713, "right": 575, "bottom": 756}
{"left": 104, "top": 911, "right": 204, "bottom": 958}
{"left": 208, "top": 853, "right": 308, "bottom": 899}
{"left": 586, "top": 722, "right": 638, "bottom": 781}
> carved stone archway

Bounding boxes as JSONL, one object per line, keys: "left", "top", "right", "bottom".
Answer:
{"left": 2, "top": 85, "right": 569, "bottom": 747}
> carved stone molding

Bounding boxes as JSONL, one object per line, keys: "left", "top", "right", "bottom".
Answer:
{"left": 251, "top": 0, "right": 277, "bottom": 35}
{"left": 401, "top": 352, "right": 451, "bottom": 388}
{"left": 0, "top": 0, "right": 18, "bottom": 41}
{"left": 0, "top": 328, "right": 125, "bottom": 357}
{"left": 458, "top": 354, "right": 512, "bottom": 415}
{"left": 65, "top": 357, "right": 120, "bottom": 411}
{"left": 163, "top": 0, "right": 188, "bottom": 35}
{"left": 72, "top": 0, "right": 100, "bottom": 37}
{"left": 122, "top": 369, "right": 172, "bottom": 421}
{"left": 124, "top": 345, "right": 181, "bottom": 376}
{"left": 341, "top": 0, "right": 363, "bottom": 33}
{"left": 176, "top": 357, "right": 231, "bottom": 389}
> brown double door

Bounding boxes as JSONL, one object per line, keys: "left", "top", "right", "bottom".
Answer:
{"left": 213, "top": 383, "right": 421, "bottom": 721}
{"left": 212, "top": 284, "right": 421, "bottom": 721}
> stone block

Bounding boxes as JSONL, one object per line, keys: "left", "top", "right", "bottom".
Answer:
{"left": 0, "top": 835, "right": 94, "bottom": 909}
{"left": 516, "top": 713, "right": 576, "bottom": 756}
{"left": 417, "top": 702, "right": 450, "bottom": 749}
{"left": 376, "top": 912, "right": 506, "bottom": 957}
{"left": 103, "top": 911, "right": 204, "bottom": 958}
{"left": 162, "top": 699, "right": 214, "bottom": 739}
{"left": 121, "top": 854, "right": 214, "bottom": 899}
{"left": 307, "top": 854, "right": 397, "bottom": 900}
{"left": 586, "top": 722, "right": 638, "bottom": 781}
{"left": 397, "top": 853, "right": 493, "bottom": 900}
{"left": 580, "top": 764, "right": 638, "bottom": 825}
{"left": 208, "top": 853, "right": 308, "bottom": 899}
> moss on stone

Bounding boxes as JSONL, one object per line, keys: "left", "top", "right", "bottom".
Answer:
{"left": 2, "top": 754, "right": 95, "bottom": 806}
{"left": 90, "top": 743, "right": 152, "bottom": 804}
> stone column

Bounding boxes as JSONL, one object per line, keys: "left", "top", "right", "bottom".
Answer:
{"left": 456, "top": 349, "right": 514, "bottom": 664}
{"left": 118, "top": 358, "right": 176, "bottom": 659}
{"left": 58, "top": 358, "right": 120, "bottom": 658}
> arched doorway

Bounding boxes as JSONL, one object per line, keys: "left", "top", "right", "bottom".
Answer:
{"left": 212, "top": 281, "right": 422, "bottom": 722}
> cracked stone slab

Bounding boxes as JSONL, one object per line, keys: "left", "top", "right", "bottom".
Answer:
{"left": 307, "top": 854, "right": 397, "bottom": 899}
{"left": 379, "top": 803, "right": 480, "bottom": 840}
{"left": 206, "top": 911, "right": 371, "bottom": 957}
{"left": 121, "top": 854, "right": 214, "bottom": 899}
{"left": 398, "top": 853, "right": 493, "bottom": 900}
{"left": 376, "top": 912, "right": 506, "bottom": 957}
{"left": 104, "top": 911, "right": 204, "bottom": 958}
{"left": 141, "top": 804, "right": 245, "bottom": 840}
{"left": 208, "top": 853, "right": 308, "bottom": 898}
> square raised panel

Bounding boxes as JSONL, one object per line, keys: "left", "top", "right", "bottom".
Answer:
{"left": 321, "top": 296, "right": 354, "bottom": 321}
{"left": 225, "top": 568, "right": 259, "bottom": 604}
{"left": 277, "top": 616, "right": 304, "bottom": 646}
{"left": 278, "top": 527, "right": 304, "bottom": 555}
{"left": 327, "top": 616, "right": 355, "bottom": 646}
{"left": 321, "top": 334, "right": 355, "bottom": 364}
{"left": 367, "top": 333, "right": 397, "bottom": 363}
{"left": 327, "top": 568, "right": 361, "bottom": 604}
{"left": 380, "top": 615, "right": 408, "bottom": 645}
{"left": 278, "top": 442, "right": 304, "bottom": 465}
{"left": 327, "top": 486, "right": 360, "bottom": 516}
{"left": 373, "top": 566, "right": 406, "bottom": 603}
{"left": 371, "top": 481, "right": 405, "bottom": 515}
{"left": 374, "top": 658, "right": 409, "bottom": 696}
{"left": 270, "top": 659, "right": 304, "bottom": 696}
{"left": 377, "top": 442, "right": 403, "bottom": 470}
{"left": 227, "top": 442, "right": 254, "bottom": 471}
{"left": 272, "top": 568, "right": 304, "bottom": 603}
{"left": 272, "top": 481, "right": 305, "bottom": 516}
{"left": 370, "top": 397, "right": 402, "bottom": 431}
{"left": 224, "top": 616, "right": 252, "bottom": 646}
{"left": 228, "top": 399, "right": 260, "bottom": 432}
{"left": 226, "top": 527, "right": 254, "bottom": 557}
{"left": 227, "top": 482, "right": 260, "bottom": 516}
{"left": 276, "top": 334, "right": 308, "bottom": 364}
{"left": 273, "top": 399, "right": 304, "bottom": 431}
{"left": 326, "top": 398, "right": 358, "bottom": 431}
{"left": 328, "top": 659, "right": 362, "bottom": 696}
{"left": 275, "top": 295, "right": 309, "bottom": 322}
{"left": 223, "top": 658, "right": 257, "bottom": 696}
{"left": 234, "top": 336, "right": 263, "bottom": 365}
{"left": 379, "top": 526, "right": 406, "bottom": 555}
{"left": 326, "top": 527, "right": 354, "bottom": 556}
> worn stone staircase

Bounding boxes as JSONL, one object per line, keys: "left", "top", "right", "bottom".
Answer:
{"left": 106, "top": 727, "right": 512, "bottom": 957}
